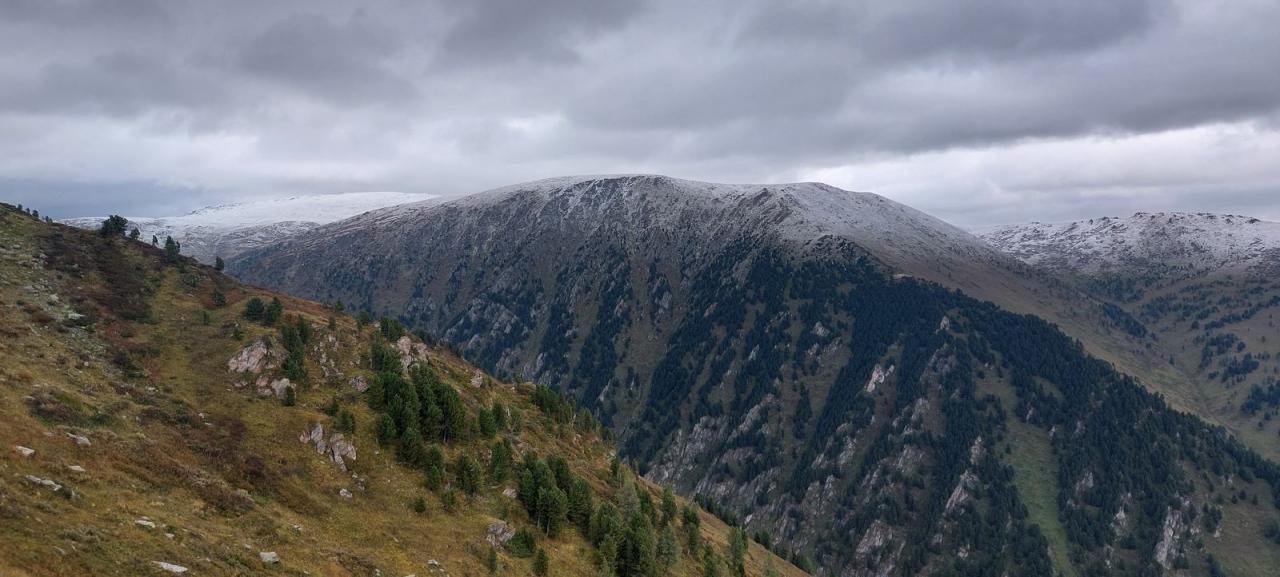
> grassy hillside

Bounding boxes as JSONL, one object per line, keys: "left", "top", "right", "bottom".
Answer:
{"left": 0, "top": 205, "right": 807, "bottom": 577}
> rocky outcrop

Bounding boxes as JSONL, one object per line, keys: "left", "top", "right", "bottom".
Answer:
{"left": 227, "top": 339, "right": 283, "bottom": 374}
{"left": 486, "top": 521, "right": 515, "bottom": 546}
{"left": 299, "top": 423, "right": 357, "bottom": 471}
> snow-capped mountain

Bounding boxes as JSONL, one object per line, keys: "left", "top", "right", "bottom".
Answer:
{"left": 978, "top": 212, "right": 1280, "bottom": 280}
{"left": 61, "top": 191, "right": 437, "bottom": 264}
{"left": 226, "top": 175, "right": 1276, "bottom": 576}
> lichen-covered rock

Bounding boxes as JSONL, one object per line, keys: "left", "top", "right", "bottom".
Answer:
{"left": 485, "top": 521, "right": 515, "bottom": 546}
{"left": 300, "top": 423, "right": 358, "bottom": 471}
{"left": 228, "top": 339, "right": 282, "bottom": 374}
{"left": 258, "top": 378, "right": 291, "bottom": 399}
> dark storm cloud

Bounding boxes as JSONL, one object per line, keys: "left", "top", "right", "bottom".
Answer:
{"left": 1, "top": 0, "right": 1278, "bottom": 225}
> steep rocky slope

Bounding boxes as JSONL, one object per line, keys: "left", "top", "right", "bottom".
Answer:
{"left": 231, "top": 176, "right": 1280, "bottom": 576}
{"left": 981, "top": 213, "right": 1280, "bottom": 462}
{"left": 61, "top": 192, "right": 438, "bottom": 265}
{"left": 0, "top": 204, "right": 801, "bottom": 577}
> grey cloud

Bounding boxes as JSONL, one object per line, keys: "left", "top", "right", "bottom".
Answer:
{"left": 436, "top": 0, "right": 644, "bottom": 66}
{"left": 0, "top": 0, "right": 1278, "bottom": 227}
{"left": 1, "top": 51, "right": 224, "bottom": 117}
{"left": 237, "top": 12, "right": 417, "bottom": 106}
{"left": 743, "top": 0, "right": 1167, "bottom": 64}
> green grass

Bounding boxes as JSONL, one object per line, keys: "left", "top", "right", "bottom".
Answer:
{"left": 1006, "top": 418, "right": 1078, "bottom": 577}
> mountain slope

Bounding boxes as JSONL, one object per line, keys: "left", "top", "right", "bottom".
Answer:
{"left": 231, "top": 175, "right": 1280, "bottom": 576}
{"left": 981, "top": 212, "right": 1280, "bottom": 462}
{"left": 0, "top": 204, "right": 803, "bottom": 577}
{"left": 61, "top": 192, "right": 437, "bottom": 265}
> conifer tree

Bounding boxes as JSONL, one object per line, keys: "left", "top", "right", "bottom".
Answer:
{"left": 657, "top": 525, "right": 679, "bottom": 572}
{"left": 532, "top": 548, "right": 549, "bottom": 576}
{"left": 660, "top": 486, "right": 677, "bottom": 528}
{"left": 243, "top": 297, "right": 265, "bottom": 321}
{"left": 99, "top": 215, "right": 128, "bottom": 237}
{"left": 163, "top": 236, "right": 181, "bottom": 263}
{"left": 214, "top": 256, "right": 225, "bottom": 271}
{"left": 456, "top": 454, "right": 481, "bottom": 496}
{"left": 728, "top": 527, "right": 747, "bottom": 577}
{"left": 376, "top": 414, "right": 396, "bottom": 447}
{"left": 424, "top": 445, "right": 445, "bottom": 491}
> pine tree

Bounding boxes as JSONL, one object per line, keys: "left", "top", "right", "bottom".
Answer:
{"left": 151, "top": 234, "right": 159, "bottom": 246}
{"left": 489, "top": 439, "right": 513, "bottom": 483}
{"left": 728, "top": 527, "right": 747, "bottom": 577}
{"left": 212, "top": 288, "right": 227, "bottom": 307}
{"left": 660, "top": 486, "right": 677, "bottom": 528}
{"left": 681, "top": 504, "right": 702, "bottom": 554}
{"left": 424, "top": 445, "right": 445, "bottom": 491}
{"left": 338, "top": 409, "right": 356, "bottom": 434}
{"left": 243, "top": 297, "right": 265, "bottom": 321}
{"left": 618, "top": 479, "right": 640, "bottom": 519}
{"left": 568, "top": 477, "right": 595, "bottom": 534}
{"left": 657, "top": 525, "right": 679, "bottom": 572}
{"left": 456, "top": 454, "right": 481, "bottom": 496}
{"left": 532, "top": 548, "right": 549, "bottom": 576}
{"left": 214, "top": 256, "right": 225, "bottom": 271}
{"left": 702, "top": 548, "right": 723, "bottom": 577}
{"left": 282, "top": 385, "right": 296, "bottom": 407}
{"left": 478, "top": 408, "right": 497, "bottom": 438}
{"left": 538, "top": 485, "right": 569, "bottom": 537}
{"left": 99, "top": 215, "right": 128, "bottom": 237}
{"left": 263, "top": 297, "right": 283, "bottom": 325}
{"left": 163, "top": 236, "right": 181, "bottom": 263}
{"left": 623, "top": 512, "right": 656, "bottom": 577}
{"left": 413, "top": 495, "right": 427, "bottom": 514}
{"left": 376, "top": 414, "right": 396, "bottom": 447}
{"left": 130, "top": 228, "right": 140, "bottom": 240}
{"left": 487, "top": 546, "right": 499, "bottom": 574}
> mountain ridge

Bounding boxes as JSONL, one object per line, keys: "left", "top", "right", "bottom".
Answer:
{"left": 60, "top": 191, "right": 439, "bottom": 265}
{"left": 228, "top": 175, "right": 1280, "bottom": 577}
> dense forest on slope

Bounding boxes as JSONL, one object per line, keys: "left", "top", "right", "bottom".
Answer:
{"left": 0, "top": 204, "right": 803, "bottom": 577}
{"left": 228, "top": 177, "right": 1280, "bottom": 576}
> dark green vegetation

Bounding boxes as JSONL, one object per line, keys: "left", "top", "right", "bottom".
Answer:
{"left": 229, "top": 178, "right": 1280, "bottom": 576}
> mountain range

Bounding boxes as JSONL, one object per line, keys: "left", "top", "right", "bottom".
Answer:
{"left": 219, "top": 175, "right": 1280, "bottom": 577}
{"left": 60, "top": 191, "right": 438, "bottom": 264}
{"left": 981, "top": 212, "right": 1280, "bottom": 465}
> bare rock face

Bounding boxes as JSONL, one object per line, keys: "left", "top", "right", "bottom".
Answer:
{"left": 350, "top": 375, "right": 368, "bottom": 392}
{"left": 259, "top": 378, "right": 292, "bottom": 399}
{"left": 394, "top": 335, "right": 432, "bottom": 370}
{"left": 300, "top": 423, "right": 358, "bottom": 471}
{"left": 485, "top": 521, "right": 515, "bottom": 546}
{"left": 228, "top": 339, "right": 282, "bottom": 374}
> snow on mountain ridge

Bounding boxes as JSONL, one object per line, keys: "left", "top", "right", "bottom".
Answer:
{"left": 978, "top": 211, "right": 1280, "bottom": 277}
{"left": 61, "top": 191, "right": 437, "bottom": 264}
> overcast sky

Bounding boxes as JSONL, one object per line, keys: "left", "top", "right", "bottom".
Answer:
{"left": 2, "top": 0, "right": 1279, "bottom": 227}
